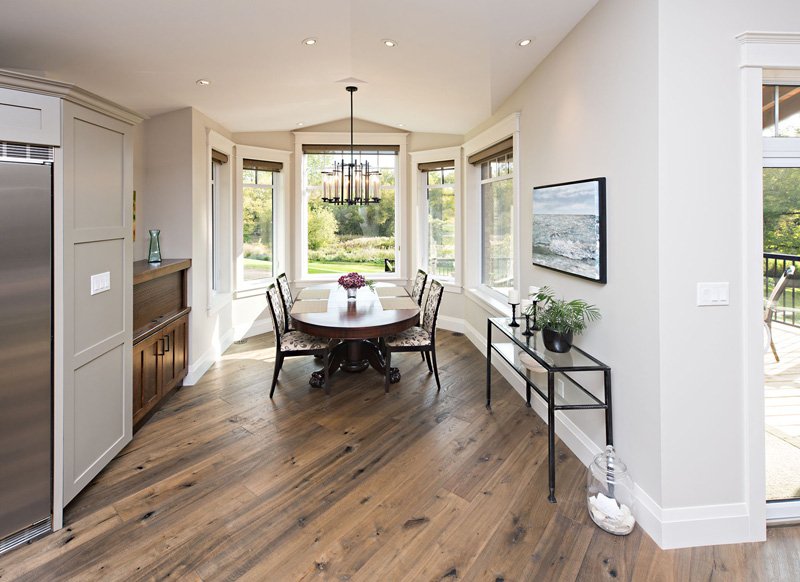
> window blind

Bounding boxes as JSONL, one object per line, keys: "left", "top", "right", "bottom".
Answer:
{"left": 243, "top": 158, "right": 283, "bottom": 172}
{"left": 302, "top": 144, "right": 400, "bottom": 155}
{"left": 211, "top": 149, "right": 229, "bottom": 164}
{"left": 467, "top": 137, "right": 513, "bottom": 166}
{"left": 418, "top": 160, "right": 455, "bottom": 172}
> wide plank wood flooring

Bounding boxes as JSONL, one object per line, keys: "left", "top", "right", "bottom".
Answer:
{"left": 1, "top": 331, "right": 799, "bottom": 581}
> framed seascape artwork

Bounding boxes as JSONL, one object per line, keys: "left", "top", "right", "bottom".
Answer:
{"left": 531, "top": 177, "right": 607, "bottom": 283}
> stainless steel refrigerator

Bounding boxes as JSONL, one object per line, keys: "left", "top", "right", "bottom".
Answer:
{"left": 0, "top": 158, "right": 52, "bottom": 552}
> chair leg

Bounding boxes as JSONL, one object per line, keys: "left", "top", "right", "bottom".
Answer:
{"left": 385, "top": 349, "right": 392, "bottom": 394}
{"left": 768, "top": 321, "right": 780, "bottom": 362}
{"left": 421, "top": 352, "right": 425, "bottom": 362}
{"left": 323, "top": 350, "right": 330, "bottom": 396}
{"left": 431, "top": 346, "right": 441, "bottom": 391}
{"left": 270, "top": 353, "right": 283, "bottom": 398}
{"left": 424, "top": 350, "right": 433, "bottom": 373}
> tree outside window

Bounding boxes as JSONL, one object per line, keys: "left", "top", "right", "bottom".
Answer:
{"left": 304, "top": 150, "right": 397, "bottom": 275}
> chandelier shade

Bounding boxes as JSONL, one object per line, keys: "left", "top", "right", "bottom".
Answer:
{"left": 321, "top": 86, "right": 381, "bottom": 205}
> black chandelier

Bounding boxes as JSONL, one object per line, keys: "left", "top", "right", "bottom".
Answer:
{"left": 321, "top": 86, "right": 381, "bottom": 205}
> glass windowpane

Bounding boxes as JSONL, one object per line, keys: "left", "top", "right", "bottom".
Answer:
{"left": 428, "top": 185, "right": 456, "bottom": 279}
{"left": 243, "top": 179, "right": 273, "bottom": 281}
{"left": 481, "top": 177, "right": 514, "bottom": 292}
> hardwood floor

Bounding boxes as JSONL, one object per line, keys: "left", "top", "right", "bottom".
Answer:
{"left": 1, "top": 331, "right": 799, "bottom": 581}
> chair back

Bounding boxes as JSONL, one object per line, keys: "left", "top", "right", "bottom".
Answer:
{"left": 422, "top": 279, "right": 444, "bottom": 336}
{"left": 277, "top": 273, "right": 294, "bottom": 325}
{"left": 765, "top": 265, "right": 796, "bottom": 321}
{"left": 411, "top": 269, "right": 427, "bottom": 305}
{"left": 266, "top": 284, "right": 286, "bottom": 342}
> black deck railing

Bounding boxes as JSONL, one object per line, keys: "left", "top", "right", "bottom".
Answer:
{"left": 764, "top": 252, "right": 800, "bottom": 327}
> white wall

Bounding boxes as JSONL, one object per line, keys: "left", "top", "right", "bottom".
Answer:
{"left": 656, "top": 0, "right": 800, "bottom": 547}
{"left": 461, "top": 0, "right": 800, "bottom": 549}
{"left": 463, "top": 0, "right": 662, "bottom": 519}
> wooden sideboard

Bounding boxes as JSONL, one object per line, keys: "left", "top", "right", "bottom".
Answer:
{"left": 132, "top": 259, "right": 191, "bottom": 431}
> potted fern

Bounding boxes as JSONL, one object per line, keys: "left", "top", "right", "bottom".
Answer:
{"left": 535, "top": 289, "right": 601, "bottom": 353}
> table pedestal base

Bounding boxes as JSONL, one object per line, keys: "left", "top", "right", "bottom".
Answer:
{"left": 310, "top": 339, "right": 400, "bottom": 388}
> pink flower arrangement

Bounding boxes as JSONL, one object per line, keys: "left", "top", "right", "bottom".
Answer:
{"left": 338, "top": 272, "right": 374, "bottom": 291}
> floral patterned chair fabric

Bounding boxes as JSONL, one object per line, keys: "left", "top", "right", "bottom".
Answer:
{"left": 266, "top": 283, "right": 330, "bottom": 396}
{"left": 383, "top": 279, "right": 444, "bottom": 393}
{"left": 276, "top": 273, "right": 295, "bottom": 331}
{"left": 411, "top": 269, "right": 427, "bottom": 306}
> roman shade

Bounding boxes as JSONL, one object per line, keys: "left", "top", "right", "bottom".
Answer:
{"left": 418, "top": 160, "right": 455, "bottom": 172}
{"left": 467, "top": 137, "right": 513, "bottom": 166}
{"left": 243, "top": 158, "right": 283, "bottom": 172}
{"left": 211, "top": 149, "right": 228, "bottom": 164}
{"left": 302, "top": 144, "right": 400, "bottom": 154}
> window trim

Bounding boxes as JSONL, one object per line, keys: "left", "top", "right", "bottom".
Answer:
{"left": 235, "top": 144, "right": 291, "bottom": 293}
{"left": 293, "top": 131, "right": 408, "bottom": 285}
{"left": 410, "top": 146, "right": 462, "bottom": 292}
{"left": 463, "top": 113, "right": 521, "bottom": 301}
{"left": 207, "top": 130, "right": 234, "bottom": 313}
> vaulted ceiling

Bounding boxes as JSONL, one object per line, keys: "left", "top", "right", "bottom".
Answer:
{"left": 0, "top": 0, "right": 598, "bottom": 134}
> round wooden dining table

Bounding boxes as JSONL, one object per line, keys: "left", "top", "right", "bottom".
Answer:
{"left": 290, "top": 283, "right": 420, "bottom": 388}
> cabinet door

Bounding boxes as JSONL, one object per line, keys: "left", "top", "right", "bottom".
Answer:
{"left": 162, "top": 315, "right": 189, "bottom": 393}
{"left": 133, "top": 335, "right": 160, "bottom": 426}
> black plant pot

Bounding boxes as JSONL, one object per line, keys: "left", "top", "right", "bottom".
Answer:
{"left": 542, "top": 328, "right": 573, "bottom": 353}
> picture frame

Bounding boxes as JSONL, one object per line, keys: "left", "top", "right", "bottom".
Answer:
{"left": 531, "top": 177, "right": 606, "bottom": 283}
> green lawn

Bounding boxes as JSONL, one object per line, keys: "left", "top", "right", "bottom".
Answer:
{"left": 308, "top": 261, "right": 386, "bottom": 275}
{"left": 244, "top": 257, "right": 388, "bottom": 276}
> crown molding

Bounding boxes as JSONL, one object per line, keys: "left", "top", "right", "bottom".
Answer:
{"left": 0, "top": 68, "right": 147, "bottom": 126}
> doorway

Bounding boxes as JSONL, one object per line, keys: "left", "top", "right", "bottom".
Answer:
{"left": 762, "top": 82, "right": 800, "bottom": 521}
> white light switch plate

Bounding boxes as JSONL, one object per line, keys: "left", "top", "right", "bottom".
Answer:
{"left": 91, "top": 271, "right": 111, "bottom": 295}
{"left": 697, "top": 282, "right": 729, "bottom": 306}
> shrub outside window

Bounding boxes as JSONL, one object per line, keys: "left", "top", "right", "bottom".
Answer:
{"left": 480, "top": 152, "right": 514, "bottom": 293}
{"left": 426, "top": 168, "right": 456, "bottom": 281}
{"left": 242, "top": 168, "right": 274, "bottom": 281}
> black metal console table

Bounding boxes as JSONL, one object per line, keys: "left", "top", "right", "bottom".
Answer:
{"left": 486, "top": 317, "right": 612, "bottom": 503}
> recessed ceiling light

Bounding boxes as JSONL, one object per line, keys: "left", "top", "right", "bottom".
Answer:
{"left": 302, "top": 37, "right": 318, "bottom": 46}
{"left": 397, "top": 123, "right": 404, "bottom": 127}
{"left": 382, "top": 39, "right": 398, "bottom": 47}
{"left": 196, "top": 79, "right": 211, "bottom": 86}
{"left": 296, "top": 122, "right": 305, "bottom": 127}
{"left": 518, "top": 38, "right": 532, "bottom": 47}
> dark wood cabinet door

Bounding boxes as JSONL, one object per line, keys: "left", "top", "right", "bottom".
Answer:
{"left": 172, "top": 315, "right": 188, "bottom": 382}
{"left": 133, "top": 335, "right": 160, "bottom": 425}
{"left": 161, "top": 325, "right": 177, "bottom": 393}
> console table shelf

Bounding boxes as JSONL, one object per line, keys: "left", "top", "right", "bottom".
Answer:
{"left": 486, "top": 317, "right": 612, "bottom": 503}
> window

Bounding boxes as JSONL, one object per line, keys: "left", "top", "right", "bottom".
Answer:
{"left": 210, "top": 150, "right": 227, "bottom": 292}
{"left": 242, "top": 159, "right": 280, "bottom": 282}
{"left": 763, "top": 85, "right": 800, "bottom": 138}
{"left": 422, "top": 163, "right": 456, "bottom": 281}
{"left": 470, "top": 138, "right": 514, "bottom": 293}
{"left": 303, "top": 146, "right": 398, "bottom": 276}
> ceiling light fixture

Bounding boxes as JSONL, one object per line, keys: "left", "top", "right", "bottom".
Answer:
{"left": 196, "top": 79, "right": 211, "bottom": 86}
{"left": 382, "top": 39, "right": 398, "bottom": 47}
{"left": 397, "top": 123, "right": 405, "bottom": 127}
{"left": 296, "top": 122, "right": 305, "bottom": 126}
{"left": 518, "top": 39, "right": 532, "bottom": 47}
{"left": 322, "top": 86, "right": 381, "bottom": 206}
{"left": 302, "top": 37, "right": 318, "bottom": 46}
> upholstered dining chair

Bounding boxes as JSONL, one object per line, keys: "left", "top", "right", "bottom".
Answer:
{"left": 411, "top": 269, "right": 427, "bottom": 306}
{"left": 266, "top": 283, "right": 330, "bottom": 396}
{"left": 383, "top": 279, "right": 444, "bottom": 393}
{"left": 276, "top": 273, "right": 295, "bottom": 331}
{"left": 765, "top": 265, "right": 796, "bottom": 362}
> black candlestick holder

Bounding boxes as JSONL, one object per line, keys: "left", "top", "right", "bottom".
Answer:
{"left": 508, "top": 303, "right": 520, "bottom": 327}
{"left": 522, "top": 313, "right": 534, "bottom": 336}
{"left": 531, "top": 300, "right": 539, "bottom": 330}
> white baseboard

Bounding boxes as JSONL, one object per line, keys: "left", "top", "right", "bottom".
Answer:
{"left": 184, "top": 328, "right": 235, "bottom": 386}
{"left": 436, "top": 315, "right": 465, "bottom": 333}
{"left": 235, "top": 318, "right": 272, "bottom": 341}
{"left": 635, "top": 486, "right": 756, "bottom": 549}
